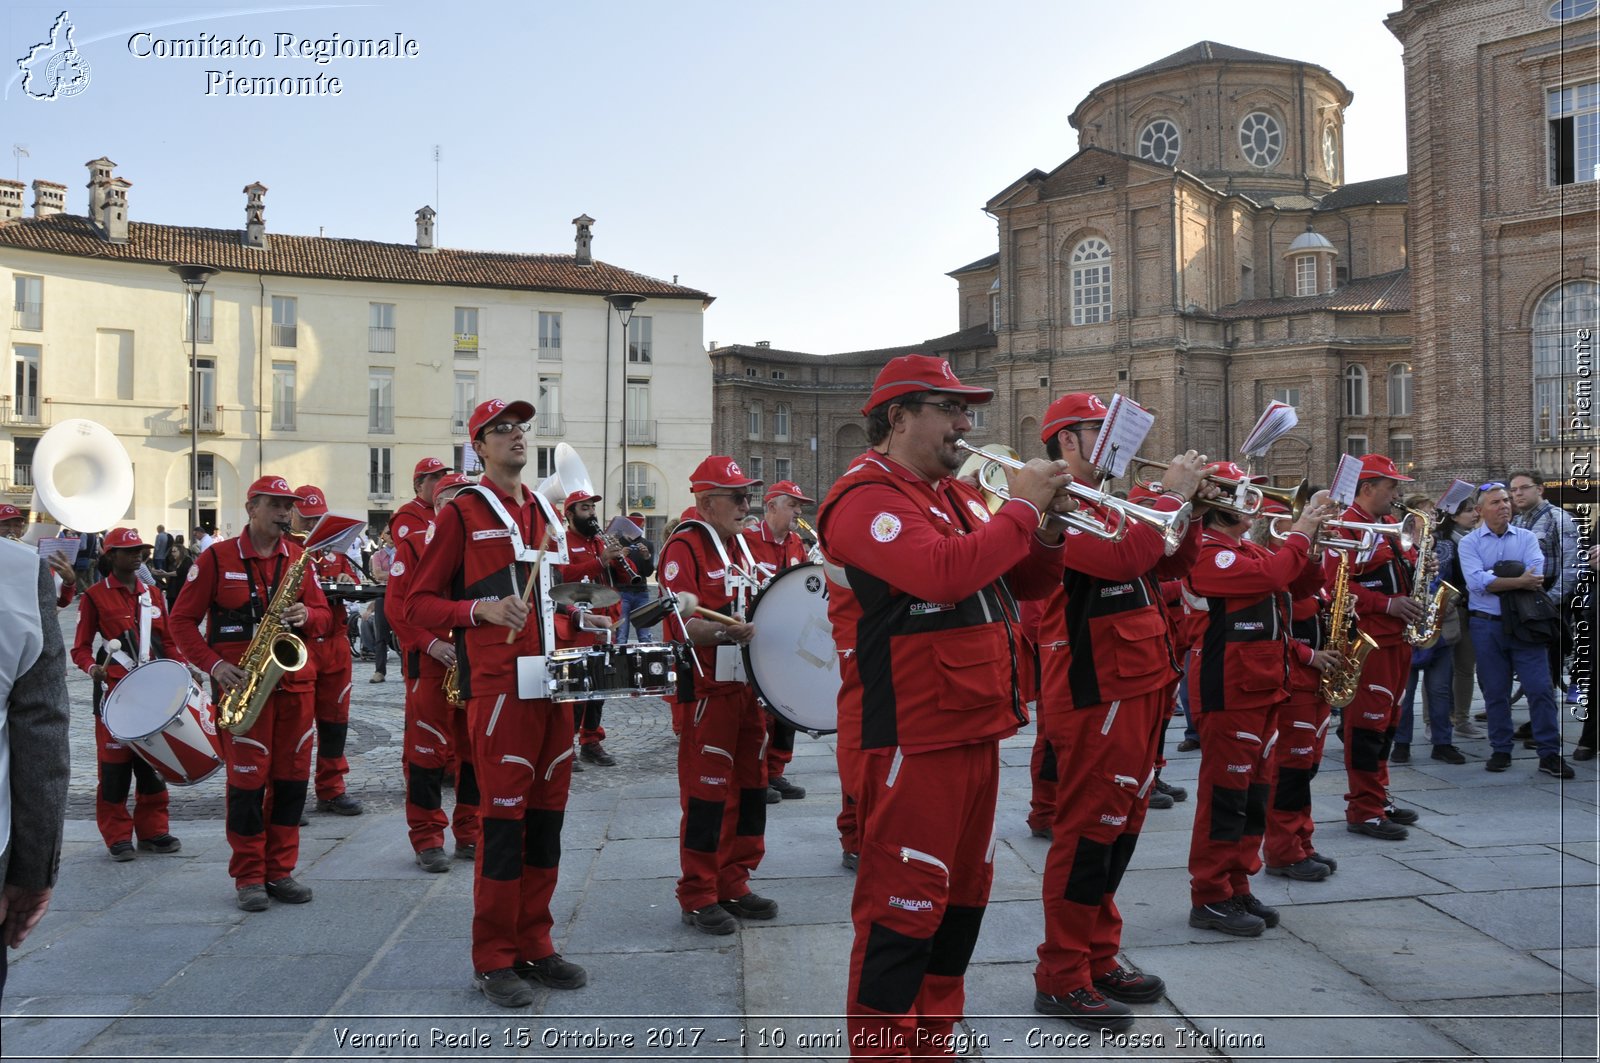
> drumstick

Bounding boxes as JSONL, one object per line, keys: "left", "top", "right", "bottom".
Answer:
{"left": 691, "top": 606, "right": 741, "bottom": 626}
{"left": 506, "top": 528, "right": 554, "bottom": 645}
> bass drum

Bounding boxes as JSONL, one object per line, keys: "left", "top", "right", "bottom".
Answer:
{"left": 742, "top": 562, "right": 839, "bottom": 736}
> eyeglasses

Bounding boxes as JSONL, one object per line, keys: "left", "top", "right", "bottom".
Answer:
{"left": 482, "top": 421, "right": 531, "bottom": 436}
{"left": 907, "top": 399, "right": 971, "bottom": 417}
{"left": 705, "top": 492, "right": 751, "bottom": 505}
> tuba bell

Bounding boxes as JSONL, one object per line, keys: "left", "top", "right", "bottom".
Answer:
{"left": 24, "top": 418, "right": 135, "bottom": 542}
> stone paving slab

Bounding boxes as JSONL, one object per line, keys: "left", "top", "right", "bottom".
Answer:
{"left": 1397, "top": 847, "right": 1600, "bottom": 891}
{"left": 1399, "top": 992, "right": 1598, "bottom": 1063}
{"left": 1421, "top": 885, "right": 1599, "bottom": 951}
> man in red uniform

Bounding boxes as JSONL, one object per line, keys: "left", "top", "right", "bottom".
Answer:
{"left": 292, "top": 485, "right": 364, "bottom": 817}
{"left": 818, "top": 354, "right": 1071, "bottom": 1059}
{"left": 1029, "top": 394, "right": 1210, "bottom": 1031}
{"left": 658, "top": 456, "right": 778, "bottom": 935}
{"left": 409, "top": 399, "right": 585, "bottom": 1007}
{"left": 1258, "top": 501, "right": 1342, "bottom": 881}
{"left": 3, "top": 505, "right": 76, "bottom": 607}
{"left": 1184, "top": 473, "right": 1337, "bottom": 936}
{"left": 557, "top": 488, "right": 633, "bottom": 767}
{"left": 385, "top": 459, "right": 480, "bottom": 874}
{"left": 170, "top": 476, "right": 333, "bottom": 912}
{"left": 1338, "top": 454, "right": 1424, "bottom": 840}
{"left": 71, "top": 527, "right": 184, "bottom": 861}
{"left": 741, "top": 479, "right": 815, "bottom": 802}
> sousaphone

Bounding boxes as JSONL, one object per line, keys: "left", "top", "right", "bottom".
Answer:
{"left": 24, "top": 418, "right": 134, "bottom": 543}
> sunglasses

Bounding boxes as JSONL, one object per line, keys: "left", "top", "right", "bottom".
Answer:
{"left": 482, "top": 421, "right": 531, "bottom": 436}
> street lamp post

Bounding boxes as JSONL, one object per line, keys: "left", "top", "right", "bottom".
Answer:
{"left": 169, "top": 264, "right": 219, "bottom": 541}
{"left": 605, "top": 293, "right": 645, "bottom": 511}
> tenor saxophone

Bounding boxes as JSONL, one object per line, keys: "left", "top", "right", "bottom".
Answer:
{"left": 1320, "top": 547, "right": 1378, "bottom": 708}
{"left": 215, "top": 546, "right": 312, "bottom": 735}
{"left": 442, "top": 659, "right": 463, "bottom": 706}
{"left": 1402, "top": 507, "right": 1462, "bottom": 648}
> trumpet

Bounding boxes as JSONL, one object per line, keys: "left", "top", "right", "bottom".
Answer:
{"left": 954, "top": 441, "right": 1191, "bottom": 549}
{"left": 1266, "top": 514, "right": 1378, "bottom": 553}
{"left": 794, "top": 516, "right": 826, "bottom": 565}
{"left": 1130, "top": 457, "right": 1312, "bottom": 519}
{"left": 1319, "top": 512, "right": 1423, "bottom": 553}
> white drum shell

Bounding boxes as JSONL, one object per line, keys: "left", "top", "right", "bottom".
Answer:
{"left": 742, "top": 563, "right": 840, "bottom": 735}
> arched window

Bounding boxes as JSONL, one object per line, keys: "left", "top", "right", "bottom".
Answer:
{"left": 747, "top": 402, "right": 763, "bottom": 440}
{"left": 1138, "top": 119, "right": 1181, "bottom": 167}
{"left": 774, "top": 402, "right": 791, "bottom": 441}
{"left": 1534, "top": 280, "right": 1600, "bottom": 442}
{"left": 1388, "top": 363, "right": 1413, "bottom": 416}
{"left": 1344, "top": 364, "right": 1368, "bottom": 416}
{"left": 1239, "top": 111, "right": 1283, "bottom": 168}
{"left": 1070, "top": 238, "right": 1113, "bottom": 325}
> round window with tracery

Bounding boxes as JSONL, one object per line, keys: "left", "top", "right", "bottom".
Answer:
{"left": 1239, "top": 111, "right": 1283, "bottom": 168}
{"left": 1138, "top": 119, "right": 1181, "bottom": 167}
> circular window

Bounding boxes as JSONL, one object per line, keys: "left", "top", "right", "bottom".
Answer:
{"left": 1550, "top": 0, "right": 1598, "bottom": 20}
{"left": 1138, "top": 119, "right": 1181, "bottom": 167}
{"left": 1239, "top": 111, "right": 1283, "bottom": 168}
{"left": 1322, "top": 124, "right": 1339, "bottom": 180}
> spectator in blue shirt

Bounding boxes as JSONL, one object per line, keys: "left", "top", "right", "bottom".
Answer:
{"left": 1458, "top": 483, "right": 1571, "bottom": 779}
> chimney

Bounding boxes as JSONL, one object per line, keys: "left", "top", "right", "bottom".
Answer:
{"left": 572, "top": 213, "right": 594, "bottom": 267}
{"left": 101, "top": 177, "right": 131, "bottom": 243}
{"left": 32, "top": 180, "right": 65, "bottom": 218}
{"left": 85, "top": 156, "right": 115, "bottom": 220}
{"left": 756, "top": 340, "right": 771, "bottom": 348}
{"left": 415, "top": 205, "right": 436, "bottom": 252}
{"left": 0, "top": 180, "right": 23, "bottom": 222}
{"left": 242, "top": 181, "right": 269, "bottom": 250}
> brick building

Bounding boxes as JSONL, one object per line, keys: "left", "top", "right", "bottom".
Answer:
{"left": 714, "top": 8, "right": 1598, "bottom": 497}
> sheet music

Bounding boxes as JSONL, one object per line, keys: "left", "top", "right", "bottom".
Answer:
{"left": 1091, "top": 394, "right": 1155, "bottom": 479}
{"left": 605, "top": 515, "right": 644, "bottom": 540}
{"left": 1241, "top": 402, "right": 1299, "bottom": 458}
{"left": 1436, "top": 478, "right": 1475, "bottom": 515}
{"left": 1329, "top": 455, "right": 1364, "bottom": 507}
{"left": 37, "top": 536, "right": 80, "bottom": 565}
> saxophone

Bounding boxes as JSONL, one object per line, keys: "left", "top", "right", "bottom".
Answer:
{"left": 1402, "top": 507, "right": 1462, "bottom": 649}
{"left": 215, "top": 546, "right": 312, "bottom": 735}
{"left": 442, "top": 659, "right": 463, "bottom": 706}
{"left": 1320, "top": 546, "right": 1378, "bottom": 708}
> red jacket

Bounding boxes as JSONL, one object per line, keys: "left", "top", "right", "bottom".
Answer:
{"left": 307, "top": 549, "right": 359, "bottom": 666}
{"left": 740, "top": 521, "right": 808, "bottom": 580}
{"left": 1335, "top": 503, "right": 1417, "bottom": 646}
{"left": 1036, "top": 491, "right": 1199, "bottom": 713}
{"left": 169, "top": 534, "right": 332, "bottom": 692}
{"left": 658, "top": 520, "right": 756, "bottom": 699}
{"left": 816, "top": 452, "right": 1065, "bottom": 753}
{"left": 1186, "top": 528, "right": 1324, "bottom": 712}
{"left": 72, "top": 575, "right": 185, "bottom": 689}
{"left": 554, "top": 529, "right": 627, "bottom": 648}
{"left": 408, "top": 481, "right": 556, "bottom": 700}
{"left": 385, "top": 496, "right": 452, "bottom": 678}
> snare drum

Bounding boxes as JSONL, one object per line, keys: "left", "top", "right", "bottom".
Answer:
{"left": 543, "top": 644, "right": 680, "bottom": 703}
{"left": 101, "top": 659, "right": 223, "bottom": 786}
{"left": 742, "top": 563, "right": 839, "bottom": 735}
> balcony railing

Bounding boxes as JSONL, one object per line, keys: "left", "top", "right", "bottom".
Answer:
{"left": 12, "top": 303, "right": 41, "bottom": 330}
{"left": 626, "top": 482, "right": 658, "bottom": 510}
{"left": 625, "top": 419, "right": 656, "bottom": 445}
{"left": 8, "top": 463, "right": 33, "bottom": 491}
{"left": 182, "top": 407, "right": 220, "bottom": 433}
{"left": 536, "top": 412, "right": 566, "bottom": 436}
{"left": 538, "top": 343, "right": 561, "bottom": 361}
{"left": 0, "top": 399, "right": 42, "bottom": 426}
{"left": 271, "top": 323, "right": 297, "bottom": 347}
{"left": 186, "top": 317, "right": 213, "bottom": 344}
{"left": 370, "top": 407, "right": 395, "bottom": 434}
{"left": 369, "top": 326, "right": 396, "bottom": 353}
{"left": 196, "top": 467, "right": 216, "bottom": 494}
{"left": 369, "top": 475, "right": 393, "bottom": 497}
{"left": 451, "top": 412, "right": 470, "bottom": 435}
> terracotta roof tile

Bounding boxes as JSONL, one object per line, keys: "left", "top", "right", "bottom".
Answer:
{"left": 1210, "top": 269, "right": 1410, "bottom": 320}
{"left": 0, "top": 213, "right": 710, "bottom": 301}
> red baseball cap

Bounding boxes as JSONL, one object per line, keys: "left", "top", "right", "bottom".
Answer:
{"left": 0, "top": 504, "right": 21, "bottom": 521}
{"left": 103, "top": 527, "right": 146, "bottom": 550}
{"left": 467, "top": 398, "right": 536, "bottom": 441}
{"left": 764, "top": 480, "right": 815, "bottom": 504}
{"left": 294, "top": 485, "right": 328, "bottom": 517}
{"left": 413, "top": 457, "right": 450, "bottom": 479}
{"left": 1258, "top": 498, "right": 1292, "bottom": 517}
{"left": 1358, "top": 454, "right": 1414, "bottom": 482}
{"left": 861, "top": 354, "right": 994, "bottom": 415}
{"left": 1039, "top": 393, "right": 1110, "bottom": 442}
{"left": 434, "top": 472, "right": 474, "bottom": 497}
{"left": 247, "top": 475, "right": 304, "bottom": 501}
{"left": 1210, "top": 461, "right": 1265, "bottom": 484}
{"left": 689, "top": 456, "right": 762, "bottom": 492}
{"left": 564, "top": 489, "right": 601, "bottom": 509}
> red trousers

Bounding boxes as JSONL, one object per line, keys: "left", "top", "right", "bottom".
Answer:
{"left": 1188, "top": 703, "right": 1278, "bottom": 907}
{"left": 1343, "top": 642, "right": 1411, "bottom": 823}
{"left": 766, "top": 716, "right": 796, "bottom": 779}
{"left": 308, "top": 637, "right": 352, "bottom": 801}
{"left": 93, "top": 715, "right": 169, "bottom": 847}
{"left": 843, "top": 742, "right": 998, "bottom": 1060}
{"left": 1034, "top": 689, "right": 1163, "bottom": 996}
{"left": 1026, "top": 722, "right": 1057, "bottom": 835}
{"left": 837, "top": 746, "right": 861, "bottom": 856}
{"left": 676, "top": 690, "right": 768, "bottom": 911}
{"left": 467, "top": 691, "right": 573, "bottom": 973}
{"left": 220, "top": 688, "right": 314, "bottom": 889}
{"left": 1265, "top": 688, "right": 1332, "bottom": 867}
{"left": 404, "top": 670, "right": 479, "bottom": 853}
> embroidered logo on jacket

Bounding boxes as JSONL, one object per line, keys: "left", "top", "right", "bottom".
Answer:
{"left": 888, "top": 895, "right": 934, "bottom": 912}
{"left": 965, "top": 499, "right": 991, "bottom": 523}
{"left": 1215, "top": 550, "right": 1237, "bottom": 569}
{"left": 871, "top": 513, "right": 902, "bottom": 542}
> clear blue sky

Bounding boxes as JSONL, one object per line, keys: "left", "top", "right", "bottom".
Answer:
{"left": 2, "top": 0, "right": 1408, "bottom": 353}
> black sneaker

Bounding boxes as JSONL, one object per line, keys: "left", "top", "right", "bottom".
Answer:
{"left": 1188, "top": 898, "right": 1265, "bottom": 937}
{"left": 1033, "top": 987, "right": 1134, "bottom": 1032}
{"left": 235, "top": 884, "right": 269, "bottom": 912}
{"left": 1308, "top": 851, "right": 1338, "bottom": 873}
{"left": 265, "top": 876, "right": 314, "bottom": 904}
{"left": 1265, "top": 857, "right": 1331, "bottom": 881}
{"left": 1348, "top": 817, "right": 1408, "bottom": 840}
{"left": 682, "top": 904, "right": 738, "bottom": 935}
{"left": 1092, "top": 965, "right": 1167, "bottom": 1003}
{"left": 1486, "top": 751, "right": 1512, "bottom": 773}
{"left": 579, "top": 742, "right": 617, "bottom": 767}
{"left": 136, "top": 834, "right": 182, "bottom": 854}
{"left": 475, "top": 968, "right": 534, "bottom": 1008}
{"left": 317, "top": 794, "right": 364, "bottom": 816}
{"left": 1147, "top": 789, "right": 1174, "bottom": 810}
{"left": 1237, "top": 893, "right": 1280, "bottom": 928}
{"left": 1029, "top": 826, "right": 1052, "bottom": 839}
{"left": 514, "top": 953, "right": 587, "bottom": 990}
{"left": 719, "top": 893, "right": 779, "bottom": 920}
{"left": 764, "top": 786, "right": 781, "bottom": 804}
{"left": 1431, "top": 745, "right": 1467, "bottom": 764}
{"left": 841, "top": 851, "right": 858, "bottom": 872}
{"left": 1391, "top": 743, "right": 1411, "bottom": 764}
{"left": 1176, "top": 737, "right": 1200, "bottom": 752}
{"left": 107, "top": 840, "right": 136, "bottom": 862}
{"left": 769, "top": 775, "right": 807, "bottom": 800}
{"left": 415, "top": 847, "right": 450, "bottom": 873}
{"left": 1153, "top": 778, "right": 1188, "bottom": 802}
{"left": 454, "top": 843, "right": 477, "bottom": 862}
{"left": 1384, "top": 803, "right": 1420, "bottom": 826}
{"left": 1540, "top": 754, "right": 1576, "bottom": 779}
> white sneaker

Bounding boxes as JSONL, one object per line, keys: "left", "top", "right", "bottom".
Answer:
{"left": 1454, "top": 721, "right": 1483, "bottom": 739}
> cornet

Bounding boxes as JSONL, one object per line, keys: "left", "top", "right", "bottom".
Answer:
{"left": 1266, "top": 514, "right": 1376, "bottom": 553}
{"left": 1130, "top": 457, "right": 1311, "bottom": 520}
{"left": 954, "top": 441, "right": 1191, "bottom": 549}
{"left": 1269, "top": 511, "right": 1422, "bottom": 553}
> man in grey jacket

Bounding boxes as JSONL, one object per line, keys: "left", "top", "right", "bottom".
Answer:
{"left": 0, "top": 541, "right": 72, "bottom": 1005}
